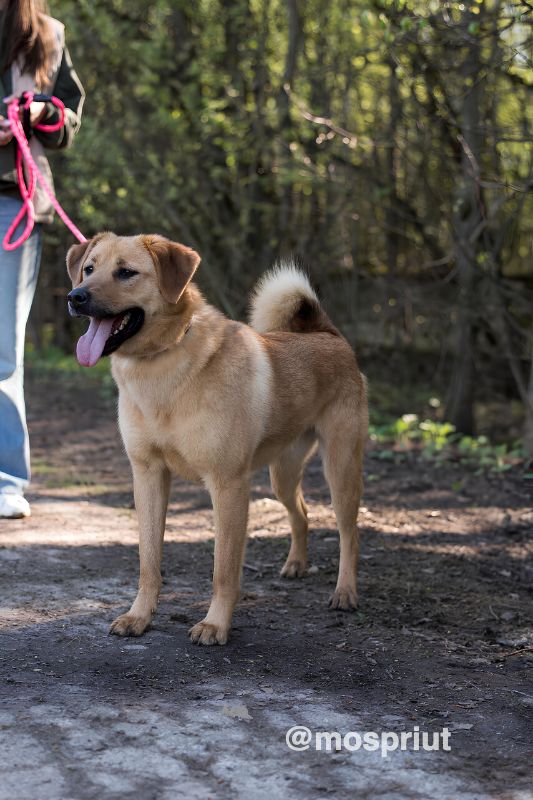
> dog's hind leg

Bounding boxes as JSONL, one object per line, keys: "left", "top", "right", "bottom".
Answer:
{"left": 318, "top": 406, "right": 365, "bottom": 611}
{"left": 189, "top": 476, "right": 250, "bottom": 646}
{"left": 110, "top": 461, "right": 171, "bottom": 637}
{"left": 270, "top": 431, "right": 317, "bottom": 579}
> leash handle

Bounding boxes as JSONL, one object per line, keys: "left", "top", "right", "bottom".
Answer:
{"left": 33, "top": 93, "right": 66, "bottom": 133}
{"left": 2, "top": 92, "right": 86, "bottom": 251}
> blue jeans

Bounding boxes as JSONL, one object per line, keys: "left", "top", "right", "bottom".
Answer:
{"left": 0, "top": 196, "right": 42, "bottom": 495}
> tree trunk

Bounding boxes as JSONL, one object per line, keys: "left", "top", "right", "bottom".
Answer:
{"left": 445, "top": 10, "right": 486, "bottom": 435}
{"left": 277, "top": 0, "right": 303, "bottom": 245}
{"left": 446, "top": 249, "right": 476, "bottom": 433}
{"left": 385, "top": 57, "right": 401, "bottom": 273}
{"left": 523, "top": 325, "right": 533, "bottom": 463}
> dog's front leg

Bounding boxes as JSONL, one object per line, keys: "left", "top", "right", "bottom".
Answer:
{"left": 189, "top": 476, "right": 250, "bottom": 645}
{"left": 110, "top": 461, "right": 171, "bottom": 637}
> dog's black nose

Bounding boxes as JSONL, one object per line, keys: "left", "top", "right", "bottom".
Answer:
{"left": 67, "top": 288, "right": 90, "bottom": 308}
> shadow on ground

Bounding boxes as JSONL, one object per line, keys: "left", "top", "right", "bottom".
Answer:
{"left": 0, "top": 369, "right": 531, "bottom": 799}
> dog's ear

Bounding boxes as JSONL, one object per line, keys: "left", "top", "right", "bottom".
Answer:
{"left": 142, "top": 235, "right": 201, "bottom": 304}
{"left": 66, "top": 234, "right": 106, "bottom": 284}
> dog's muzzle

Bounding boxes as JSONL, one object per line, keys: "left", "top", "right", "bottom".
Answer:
{"left": 67, "top": 287, "right": 90, "bottom": 317}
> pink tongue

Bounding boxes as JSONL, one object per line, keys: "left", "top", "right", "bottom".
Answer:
{"left": 76, "top": 317, "right": 116, "bottom": 367}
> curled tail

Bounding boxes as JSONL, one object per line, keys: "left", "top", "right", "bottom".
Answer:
{"left": 249, "top": 262, "right": 339, "bottom": 335}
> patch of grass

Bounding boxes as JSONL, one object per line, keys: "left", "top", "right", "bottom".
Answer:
{"left": 369, "top": 413, "right": 524, "bottom": 473}
{"left": 43, "top": 476, "right": 113, "bottom": 490}
{"left": 25, "top": 344, "right": 116, "bottom": 402}
{"left": 31, "top": 458, "right": 109, "bottom": 489}
{"left": 31, "top": 457, "right": 57, "bottom": 475}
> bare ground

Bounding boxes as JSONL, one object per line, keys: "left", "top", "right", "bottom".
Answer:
{"left": 0, "top": 369, "right": 532, "bottom": 799}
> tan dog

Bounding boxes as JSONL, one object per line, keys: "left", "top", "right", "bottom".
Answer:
{"left": 66, "top": 233, "right": 368, "bottom": 645}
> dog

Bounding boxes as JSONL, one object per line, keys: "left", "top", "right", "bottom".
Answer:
{"left": 66, "top": 233, "right": 368, "bottom": 645}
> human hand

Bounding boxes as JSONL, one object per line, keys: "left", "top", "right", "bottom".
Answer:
{"left": 28, "top": 101, "right": 46, "bottom": 126}
{"left": 0, "top": 116, "right": 13, "bottom": 146}
{"left": 2, "top": 95, "right": 46, "bottom": 127}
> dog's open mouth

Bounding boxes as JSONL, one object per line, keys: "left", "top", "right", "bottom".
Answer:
{"left": 76, "top": 308, "right": 144, "bottom": 367}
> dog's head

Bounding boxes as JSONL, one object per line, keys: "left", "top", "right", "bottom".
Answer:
{"left": 66, "top": 233, "right": 200, "bottom": 366}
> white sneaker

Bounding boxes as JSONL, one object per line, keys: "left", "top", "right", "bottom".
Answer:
{"left": 0, "top": 493, "right": 31, "bottom": 519}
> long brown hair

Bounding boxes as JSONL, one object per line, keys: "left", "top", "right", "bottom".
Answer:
{"left": 0, "top": 0, "right": 52, "bottom": 86}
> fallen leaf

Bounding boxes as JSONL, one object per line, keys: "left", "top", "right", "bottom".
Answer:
{"left": 222, "top": 704, "right": 252, "bottom": 721}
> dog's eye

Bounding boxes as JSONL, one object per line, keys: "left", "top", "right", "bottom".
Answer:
{"left": 116, "top": 267, "right": 138, "bottom": 281}
{"left": 84, "top": 264, "right": 94, "bottom": 276}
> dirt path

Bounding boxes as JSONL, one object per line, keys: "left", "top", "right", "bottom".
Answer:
{"left": 1, "top": 369, "right": 532, "bottom": 799}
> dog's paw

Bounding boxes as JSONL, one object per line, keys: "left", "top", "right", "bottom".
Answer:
{"left": 189, "top": 620, "right": 228, "bottom": 646}
{"left": 328, "top": 587, "right": 358, "bottom": 612}
{"left": 280, "top": 559, "right": 307, "bottom": 579}
{"left": 109, "top": 613, "right": 150, "bottom": 637}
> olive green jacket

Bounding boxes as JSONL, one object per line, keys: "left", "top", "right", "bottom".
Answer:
{"left": 0, "top": 16, "right": 85, "bottom": 222}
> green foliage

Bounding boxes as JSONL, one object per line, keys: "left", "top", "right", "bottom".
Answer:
{"left": 26, "top": 1, "right": 533, "bottom": 450}
{"left": 25, "top": 343, "right": 116, "bottom": 402}
{"left": 42, "top": 0, "right": 533, "bottom": 292}
{"left": 456, "top": 436, "right": 524, "bottom": 473}
{"left": 369, "top": 413, "right": 525, "bottom": 472}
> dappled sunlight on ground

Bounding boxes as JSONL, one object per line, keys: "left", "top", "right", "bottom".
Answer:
{"left": 0, "top": 371, "right": 531, "bottom": 799}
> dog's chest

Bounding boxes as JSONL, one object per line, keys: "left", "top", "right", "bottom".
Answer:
{"left": 118, "top": 379, "right": 223, "bottom": 481}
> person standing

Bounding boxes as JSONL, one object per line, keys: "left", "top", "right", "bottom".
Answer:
{"left": 0, "top": 0, "right": 84, "bottom": 517}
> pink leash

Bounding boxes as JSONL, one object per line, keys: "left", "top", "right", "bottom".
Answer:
{"left": 2, "top": 91, "right": 86, "bottom": 250}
